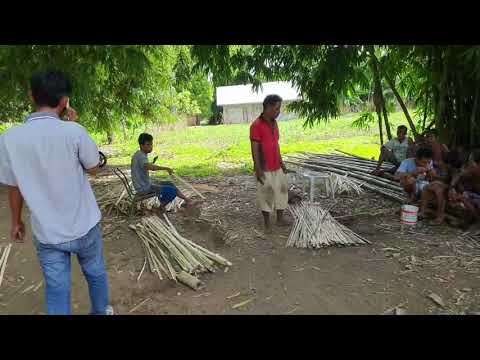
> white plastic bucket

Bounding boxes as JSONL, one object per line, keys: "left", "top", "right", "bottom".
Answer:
{"left": 401, "top": 205, "right": 419, "bottom": 225}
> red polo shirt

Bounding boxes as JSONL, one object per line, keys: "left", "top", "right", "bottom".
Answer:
{"left": 250, "top": 116, "right": 282, "bottom": 171}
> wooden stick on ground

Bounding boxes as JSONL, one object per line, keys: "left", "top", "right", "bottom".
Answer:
{"left": 172, "top": 174, "right": 206, "bottom": 200}
{"left": 0, "top": 244, "right": 12, "bottom": 288}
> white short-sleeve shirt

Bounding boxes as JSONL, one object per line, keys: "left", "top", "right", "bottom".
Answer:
{"left": 0, "top": 112, "right": 101, "bottom": 245}
{"left": 384, "top": 138, "right": 409, "bottom": 163}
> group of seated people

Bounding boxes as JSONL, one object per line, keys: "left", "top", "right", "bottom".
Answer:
{"left": 372, "top": 126, "right": 480, "bottom": 226}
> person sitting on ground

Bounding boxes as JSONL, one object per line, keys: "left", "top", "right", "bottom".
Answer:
{"left": 448, "top": 150, "right": 480, "bottom": 224}
{"left": 424, "top": 129, "right": 449, "bottom": 176}
{"left": 131, "top": 133, "right": 193, "bottom": 214}
{"left": 406, "top": 132, "right": 426, "bottom": 159}
{"left": 418, "top": 150, "right": 465, "bottom": 225}
{"left": 394, "top": 147, "right": 436, "bottom": 203}
{"left": 372, "top": 125, "right": 414, "bottom": 175}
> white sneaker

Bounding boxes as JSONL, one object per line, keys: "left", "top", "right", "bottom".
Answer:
{"left": 105, "top": 305, "right": 114, "bottom": 315}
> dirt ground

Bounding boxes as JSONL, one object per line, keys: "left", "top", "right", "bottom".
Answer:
{"left": 1, "top": 173, "right": 480, "bottom": 315}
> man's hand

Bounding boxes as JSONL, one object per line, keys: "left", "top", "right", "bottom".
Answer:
{"left": 414, "top": 167, "right": 427, "bottom": 177}
{"left": 11, "top": 221, "right": 25, "bottom": 243}
{"left": 281, "top": 164, "right": 296, "bottom": 174}
{"left": 448, "top": 188, "right": 462, "bottom": 202}
{"left": 166, "top": 167, "right": 174, "bottom": 176}
{"left": 256, "top": 169, "right": 265, "bottom": 185}
{"left": 66, "top": 106, "right": 78, "bottom": 122}
{"left": 426, "top": 171, "right": 436, "bottom": 181}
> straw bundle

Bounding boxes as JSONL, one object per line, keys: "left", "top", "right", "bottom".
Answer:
{"left": 287, "top": 202, "right": 370, "bottom": 249}
{"left": 129, "top": 215, "right": 232, "bottom": 290}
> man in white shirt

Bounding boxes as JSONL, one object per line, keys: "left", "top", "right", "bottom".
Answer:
{"left": 0, "top": 70, "right": 111, "bottom": 315}
{"left": 372, "top": 125, "right": 414, "bottom": 175}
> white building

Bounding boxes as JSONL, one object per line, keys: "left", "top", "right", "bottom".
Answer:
{"left": 216, "top": 81, "right": 301, "bottom": 124}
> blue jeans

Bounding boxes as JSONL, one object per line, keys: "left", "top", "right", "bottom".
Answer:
{"left": 149, "top": 182, "right": 178, "bottom": 205}
{"left": 34, "top": 223, "right": 110, "bottom": 315}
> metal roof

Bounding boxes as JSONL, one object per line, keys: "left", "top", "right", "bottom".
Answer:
{"left": 216, "top": 81, "right": 300, "bottom": 106}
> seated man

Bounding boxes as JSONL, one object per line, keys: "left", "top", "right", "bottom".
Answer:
{"left": 448, "top": 150, "right": 480, "bottom": 223}
{"left": 372, "top": 125, "right": 413, "bottom": 175}
{"left": 406, "top": 133, "right": 425, "bottom": 159}
{"left": 424, "top": 129, "right": 449, "bottom": 176}
{"left": 418, "top": 150, "right": 464, "bottom": 225}
{"left": 394, "top": 148, "right": 436, "bottom": 203}
{"left": 131, "top": 133, "right": 192, "bottom": 214}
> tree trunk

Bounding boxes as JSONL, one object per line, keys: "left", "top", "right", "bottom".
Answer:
{"left": 369, "top": 49, "right": 411, "bottom": 137}
{"left": 436, "top": 62, "right": 449, "bottom": 143}
{"left": 422, "top": 51, "right": 433, "bottom": 132}
{"left": 422, "top": 97, "right": 428, "bottom": 132}
{"left": 121, "top": 118, "right": 127, "bottom": 141}
{"left": 471, "top": 87, "right": 479, "bottom": 147}
{"left": 376, "top": 109, "right": 384, "bottom": 145}
{"left": 107, "top": 131, "right": 115, "bottom": 145}
{"left": 368, "top": 46, "right": 389, "bottom": 142}
{"left": 382, "top": 72, "right": 417, "bottom": 137}
{"left": 379, "top": 84, "right": 392, "bottom": 140}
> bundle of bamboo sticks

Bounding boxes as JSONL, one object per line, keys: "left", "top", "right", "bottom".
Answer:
{"left": 286, "top": 151, "right": 407, "bottom": 203}
{"left": 129, "top": 215, "right": 232, "bottom": 290}
{"left": 327, "top": 172, "right": 364, "bottom": 197}
{"left": 95, "top": 185, "right": 130, "bottom": 216}
{"left": 0, "top": 243, "right": 12, "bottom": 288}
{"left": 96, "top": 184, "right": 194, "bottom": 216}
{"left": 287, "top": 202, "right": 370, "bottom": 249}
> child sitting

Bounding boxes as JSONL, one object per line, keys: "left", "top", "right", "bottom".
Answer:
{"left": 394, "top": 148, "right": 436, "bottom": 203}
{"left": 131, "top": 133, "right": 193, "bottom": 214}
{"left": 417, "top": 150, "right": 464, "bottom": 225}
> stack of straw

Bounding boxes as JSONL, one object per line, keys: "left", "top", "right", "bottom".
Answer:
{"left": 129, "top": 215, "right": 232, "bottom": 290}
{"left": 287, "top": 202, "right": 370, "bottom": 249}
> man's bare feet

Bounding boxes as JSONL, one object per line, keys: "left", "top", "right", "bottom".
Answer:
{"left": 276, "top": 218, "right": 292, "bottom": 227}
{"left": 417, "top": 211, "right": 426, "bottom": 220}
{"left": 371, "top": 169, "right": 384, "bottom": 176}
{"left": 432, "top": 216, "right": 445, "bottom": 225}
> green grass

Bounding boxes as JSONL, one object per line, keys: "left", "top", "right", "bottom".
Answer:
{"left": 104, "top": 111, "right": 411, "bottom": 178}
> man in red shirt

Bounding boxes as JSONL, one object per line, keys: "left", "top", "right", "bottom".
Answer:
{"left": 250, "top": 95, "right": 293, "bottom": 233}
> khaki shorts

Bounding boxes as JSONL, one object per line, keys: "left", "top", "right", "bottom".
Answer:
{"left": 256, "top": 169, "right": 288, "bottom": 213}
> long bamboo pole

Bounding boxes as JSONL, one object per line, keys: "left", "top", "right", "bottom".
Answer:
{"left": 171, "top": 174, "right": 205, "bottom": 200}
{"left": 0, "top": 244, "right": 12, "bottom": 288}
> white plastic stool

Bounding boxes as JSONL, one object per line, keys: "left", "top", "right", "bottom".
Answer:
{"left": 299, "top": 171, "right": 331, "bottom": 202}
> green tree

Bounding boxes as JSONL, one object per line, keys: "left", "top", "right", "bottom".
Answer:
{"left": 0, "top": 45, "right": 179, "bottom": 138}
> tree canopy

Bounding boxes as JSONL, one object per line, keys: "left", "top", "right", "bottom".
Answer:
{"left": 192, "top": 45, "right": 480, "bottom": 148}
{"left": 0, "top": 45, "right": 214, "bottom": 134}
{"left": 2, "top": 45, "right": 480, "bottom": 149}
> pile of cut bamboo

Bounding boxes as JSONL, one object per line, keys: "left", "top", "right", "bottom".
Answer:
{"left": 286, "top": 150, "right": 406, "bottom": 203}
{"left": 287, "top": 202, "right": 370, "bottom": 248}
{"left": 129, "top": 215, "right": 232, "bottom": 290}
{"left": 0, "top": 244, "right": 12, "bottom": 288}
{"left": 96, "top": 184, "right": 194, "bottom": 216}
{"left": 327, "top": 172, "right": 364, "bottom": 197}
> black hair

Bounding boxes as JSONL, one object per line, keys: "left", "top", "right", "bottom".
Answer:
{"left": 263, "top": 94, "right": 283, "bottom": 109}
{"left": 425, "top": 129, "right": 438, "bottom": 137}
{"left": 445, "top": 150, "right": 464, "bottom": 169}
{"left": 138, "top": 133, "right": 153, "bottom": 146}
{"left": 416, "top": 147, "right": 433, "bottom": 159}
{"left": 397, "top": 125, "right": 408, "bottom": 133}
{"left": 30, "top": 70, "right": 72, "bottom": 107}
{"left": 470, "top": 149, "right": 480, "bottom": 164}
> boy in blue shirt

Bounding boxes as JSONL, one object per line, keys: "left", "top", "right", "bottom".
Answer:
{"left": 394, "top": 148, "right": 437, "bottom": 204}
